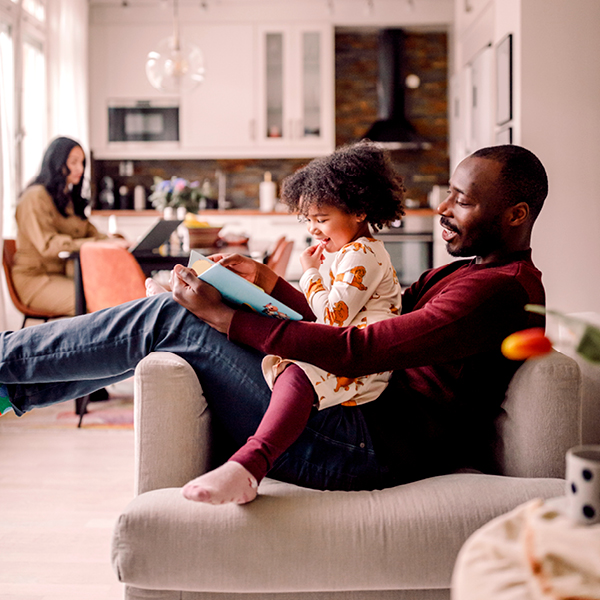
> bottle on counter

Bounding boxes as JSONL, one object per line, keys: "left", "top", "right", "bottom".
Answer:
{"left": 259, "top": 171, "right": 277, "bottom": 212}
{"left": 134, "top": 185, "right": 146, "bottom": 211}
{"left": 98, "top": 176, "right": 115, "bottom": 210}
{"left": 119, "top": 185, "right": 130, "bottom": 210}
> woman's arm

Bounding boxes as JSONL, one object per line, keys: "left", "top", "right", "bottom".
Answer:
{"left": 17, "top": 189, "right": 104, "bottom": 257}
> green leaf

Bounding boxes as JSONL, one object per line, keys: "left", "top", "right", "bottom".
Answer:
{"left": 576, "top": 325, "right": 600, "bottom": 364}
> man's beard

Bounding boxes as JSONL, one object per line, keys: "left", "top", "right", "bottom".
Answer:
{"left": 444, "top": 223, "right": 504, "bottom": 258}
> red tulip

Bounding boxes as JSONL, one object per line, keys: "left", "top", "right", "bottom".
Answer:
{"left": 501, "top": 328, "right": 553, "bottom": 360}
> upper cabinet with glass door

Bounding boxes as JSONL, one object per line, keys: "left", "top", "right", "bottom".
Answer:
{"left": 256, "top": 23, "right": 334, "bottom": 157}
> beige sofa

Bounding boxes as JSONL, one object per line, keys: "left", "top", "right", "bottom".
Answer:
{"left": 112, "top": 350, "right": 589, "bottom": 600}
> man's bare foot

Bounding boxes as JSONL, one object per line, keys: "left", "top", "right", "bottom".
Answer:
{"left": 145, "top": 278, "right": 170, "bottom": 297}
{"left": 181, "top": 461, "right": 258, "bottom": 505}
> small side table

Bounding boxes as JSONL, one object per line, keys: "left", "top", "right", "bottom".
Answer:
{"left": 452, "top": 496, "right": 600, "bottom": 599}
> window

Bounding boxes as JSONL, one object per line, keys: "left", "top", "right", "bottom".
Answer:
{"left": 0, "top": 0, "right": 47, "bottom": 238}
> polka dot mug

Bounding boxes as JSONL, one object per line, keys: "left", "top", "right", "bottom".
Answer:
{"left": 566, "top": 445, "right": 600, "bottom": 525}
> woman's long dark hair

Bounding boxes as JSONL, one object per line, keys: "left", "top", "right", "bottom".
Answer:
{"left": 29, "top": 136, "right": 88, "bottom": 219}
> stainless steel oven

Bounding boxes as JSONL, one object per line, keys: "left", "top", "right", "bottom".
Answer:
{"left": 375, "top": 221, "right": 433, "bottom": 287}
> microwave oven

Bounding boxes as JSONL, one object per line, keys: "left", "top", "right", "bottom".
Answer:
{"left": 108, "top": 100, "right": 179, "bottom": 143}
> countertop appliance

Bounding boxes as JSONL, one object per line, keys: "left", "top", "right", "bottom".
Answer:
{"left": 375, "top": 217, "right": 434, "bottom": 287}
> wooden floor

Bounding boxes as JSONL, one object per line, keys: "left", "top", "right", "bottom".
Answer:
{"left": 0, "top": 397, "right": 134, "bottom": 600}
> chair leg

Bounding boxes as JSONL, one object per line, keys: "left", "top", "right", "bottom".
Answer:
{"left": 75, "top": 395, "right": 90, "bottom": 428}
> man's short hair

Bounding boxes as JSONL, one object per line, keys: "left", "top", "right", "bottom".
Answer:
{"left": 471, "top": 145, "right": 548, "bottom": 220}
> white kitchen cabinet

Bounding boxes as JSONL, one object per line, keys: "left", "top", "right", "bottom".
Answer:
{"left": 178, "top": 23, "right": 256, "bottom": 155}
{"left": 89, "top": 22, "right": 180, "bottom": 159}
{"left": 89, "top": 15, "right": 333, "bottom": 159}
{"left": 256, "top": 23, "right": 335, "bottom": 157}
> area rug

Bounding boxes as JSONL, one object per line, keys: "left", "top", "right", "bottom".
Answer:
{"left": 0, "top": 395, "right": 134, "bottom": 430}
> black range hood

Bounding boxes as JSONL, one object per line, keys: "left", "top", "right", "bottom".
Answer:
{"left": 363, "top": 29, "right": 431, "bottom": 151}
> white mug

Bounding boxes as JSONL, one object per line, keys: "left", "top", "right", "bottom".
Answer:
{"left": 566, "top": 444, "right": 600, "bottom": 525}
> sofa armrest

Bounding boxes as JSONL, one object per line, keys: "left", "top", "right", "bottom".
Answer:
{"left": 497, "top": 351, "right": 581, "bottom": 479}
{"left": 133, "top": 351, "right": 211, "bottom": 495}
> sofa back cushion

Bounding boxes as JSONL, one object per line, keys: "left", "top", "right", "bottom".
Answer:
{"left": 495, "top": 352, "right": 581, "bottom": 479}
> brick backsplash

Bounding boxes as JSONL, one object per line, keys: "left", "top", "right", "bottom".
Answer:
{"left": 91, "top": 30, "right": 448, "bottom": 210}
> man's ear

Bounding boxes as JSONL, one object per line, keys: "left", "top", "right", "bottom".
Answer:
{"left": 507, "top": 202, "right": 529, "bottom": 227}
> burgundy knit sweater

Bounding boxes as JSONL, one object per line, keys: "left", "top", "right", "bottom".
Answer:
{"left": 228, "top": 250, "right": 545, "bottom": 482}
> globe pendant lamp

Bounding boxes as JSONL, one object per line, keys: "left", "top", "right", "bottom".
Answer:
{"left": 145, "top": 0, "right": 205, "bottom": 93}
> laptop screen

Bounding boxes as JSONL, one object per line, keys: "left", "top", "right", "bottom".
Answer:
{"left": 129, "top": 219, "right": 183, "bottom": 254}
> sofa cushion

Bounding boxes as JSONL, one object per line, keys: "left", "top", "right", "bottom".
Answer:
{"left": 112, "top": 473, "right": 563, "bottom": 594}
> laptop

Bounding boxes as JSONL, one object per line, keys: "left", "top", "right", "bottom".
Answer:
{"left": 129, "top": 219, "right": 183, "bottom": 256}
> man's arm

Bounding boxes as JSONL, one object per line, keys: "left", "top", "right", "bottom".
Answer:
{"left": 228, "top": 270, "right": 536, "bottom": 377}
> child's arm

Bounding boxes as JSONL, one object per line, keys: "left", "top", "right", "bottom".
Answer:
{"left": 300, "top": 242, "right": 386, "bottom": 327}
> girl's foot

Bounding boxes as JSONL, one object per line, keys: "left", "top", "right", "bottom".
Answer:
{"left": 145, "top": 278, "right": 169, "bottom": 297}
{"left": 181, "top": 461, "right": 258, "bottom": 505}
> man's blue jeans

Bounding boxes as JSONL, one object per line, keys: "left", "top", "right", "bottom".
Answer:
{"left": 0, "top": 293, "right": 393, "bottom": 491}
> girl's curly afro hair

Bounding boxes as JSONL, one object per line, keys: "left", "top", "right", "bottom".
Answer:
{"left": 280, "top": 140, "right": 405, "bottom": 232}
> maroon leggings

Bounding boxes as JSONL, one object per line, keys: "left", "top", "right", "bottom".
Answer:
{"left": 229, "top": 363, "right": 315, "bottom": 483}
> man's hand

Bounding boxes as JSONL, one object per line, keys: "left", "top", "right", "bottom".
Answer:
{"left": 170, "top": 264, "right": 235, "bottom": 334}
{"left": 300, "top": 241, "right": 326, "bottom": 272}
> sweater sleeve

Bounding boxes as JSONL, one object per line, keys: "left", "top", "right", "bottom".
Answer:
{"left": 17, "top": 189, "right": 104, "bottom": 258}
{"left": 229, "top": 266, "right": 536, "bottom": 377}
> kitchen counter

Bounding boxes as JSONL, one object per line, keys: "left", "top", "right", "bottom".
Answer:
{"left": 90, "top": 208, "right": 438, "bottom": 218}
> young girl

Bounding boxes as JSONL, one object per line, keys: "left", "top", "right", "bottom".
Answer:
{"left": 181, "top": 141, "right": 406, "bottom": 504}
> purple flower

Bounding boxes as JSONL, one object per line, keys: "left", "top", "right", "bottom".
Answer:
{"left": 173, "top": 178, "right": 188, "bottom": 192}
{"left": 158, "top": 179, "right": 172, "bottom": 192}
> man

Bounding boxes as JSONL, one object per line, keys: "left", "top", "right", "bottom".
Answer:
{"left": 0, "top": 145, "right": 547, "bottom": 495}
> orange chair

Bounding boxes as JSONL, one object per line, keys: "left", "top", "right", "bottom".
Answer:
{"left": 76, "top": 241, "right": 148, "bottom": 426}
{"left": 2, "top": 239, "right": 70, "bottom": 328}
{"left": 79, "top": 241, "right": 147, "bottom": 313}
{"left": 266, "top": 238, "right": 294, "bottom": 278}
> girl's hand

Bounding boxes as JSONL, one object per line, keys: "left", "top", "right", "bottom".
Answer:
{"left": 212, "top": 253, "right": 259, "bottom": 284}
{"left": 215, "top": 252, "right": 279, "bottom": 294}
{"left": 300, "top": 241, "right": 326, "bottom": 272}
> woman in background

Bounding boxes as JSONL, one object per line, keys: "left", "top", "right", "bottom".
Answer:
{"left": 12, "top": 136, "right": 108, "bottom": 316}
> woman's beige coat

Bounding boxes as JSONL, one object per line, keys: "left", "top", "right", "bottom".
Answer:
{"left": 12, "top": 185, "right": 106, "bottom": 315}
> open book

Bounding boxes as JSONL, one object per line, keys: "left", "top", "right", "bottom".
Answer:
{"left": 188, "top": 250, "right": 302, "bottom": 320}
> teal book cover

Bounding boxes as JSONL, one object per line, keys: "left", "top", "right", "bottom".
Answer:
{"left": 188, "top": 251, "right": 302, "bottom": 321}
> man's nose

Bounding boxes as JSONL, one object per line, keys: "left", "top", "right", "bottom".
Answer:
{"left": 437, "top": 196, "right": 451, "bottom": 215}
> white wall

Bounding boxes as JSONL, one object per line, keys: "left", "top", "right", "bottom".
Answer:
{"left": 453, "top": 0, "right": 600, "bottom": 314}
{"left": 520, "top": 0, "right": 600, "bottom": 314}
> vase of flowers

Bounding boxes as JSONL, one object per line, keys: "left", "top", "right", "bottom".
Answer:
{"left": 148, "top": 177, "right": 206, "bottom": 213}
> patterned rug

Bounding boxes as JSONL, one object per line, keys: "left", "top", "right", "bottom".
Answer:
{"left": 0, "top": 393, "right": 134, "bottom": 430}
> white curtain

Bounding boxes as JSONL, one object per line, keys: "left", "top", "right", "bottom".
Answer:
{"left": 46, "top": 0, "right": 89, "bottom": 150}
{"left": 0, "top": 23, "right": 13, "bottom": 331}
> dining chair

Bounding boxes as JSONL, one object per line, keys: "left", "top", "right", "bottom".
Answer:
{"left": 2, "top": 239, "right": 70, "bottom": 328}
{"left": 76, "top": 241, "right": 148, "bottom": 425}
{"left": 265, "top": 237, "right": 294, "bottom": 278}
{"left": 79, "top": 241, "right": 147, "bottom": 313}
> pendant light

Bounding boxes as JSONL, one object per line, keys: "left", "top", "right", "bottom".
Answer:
{"left": 145, "top": 0, "right": 205, "bottom": 93}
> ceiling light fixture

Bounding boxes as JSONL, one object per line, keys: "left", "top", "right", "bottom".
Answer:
{"left": 145, "top": 0, "right": 205, "bottom": 93}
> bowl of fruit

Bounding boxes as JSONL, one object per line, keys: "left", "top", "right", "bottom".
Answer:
{"left": 183, "top": 214, "right": 223, "bottom": 248}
